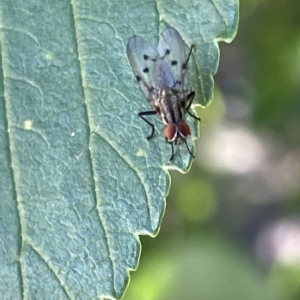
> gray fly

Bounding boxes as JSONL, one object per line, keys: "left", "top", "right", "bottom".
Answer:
{"left": 127, "top": 27, "right": 200, "bottom": 161}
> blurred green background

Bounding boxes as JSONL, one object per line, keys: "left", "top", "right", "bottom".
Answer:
{"left": 124, "top": 1, "right": 300, "bottom": 299}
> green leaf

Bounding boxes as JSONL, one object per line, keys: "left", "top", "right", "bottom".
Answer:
{"left": 0, "top": 0, "right": 238, "bottom": 299}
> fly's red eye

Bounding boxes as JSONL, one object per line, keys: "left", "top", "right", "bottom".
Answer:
{"left": 164, "top": 124, "right": 177, "bottom": 141}
{"left": 177, "top": 121, "right": 191, "bottom": 137}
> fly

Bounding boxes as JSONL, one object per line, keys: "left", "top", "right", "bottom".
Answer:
{"left": 127, "top": 27, "right": 200, "bottom": 162}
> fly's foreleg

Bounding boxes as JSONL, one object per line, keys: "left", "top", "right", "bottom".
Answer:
{"left": 165, "top": 138, "right": 175, "bottom": 162}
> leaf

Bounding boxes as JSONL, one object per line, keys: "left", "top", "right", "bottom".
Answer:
{"left": 0, "top": 0, "right": 238, "bottom": 299}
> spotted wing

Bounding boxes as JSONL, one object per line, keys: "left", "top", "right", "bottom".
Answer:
{"left": 127, "top": 34, "right": 177, "bottom": 100}
{"left": 158, "top": 27, "right": 189, "bottom": 92}
{"left": 127, "top": 36, "right": 160, "bottom": 103}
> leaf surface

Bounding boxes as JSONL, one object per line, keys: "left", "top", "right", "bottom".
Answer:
{"left": 0, "top": 0, "right": 238, "bottom": 298}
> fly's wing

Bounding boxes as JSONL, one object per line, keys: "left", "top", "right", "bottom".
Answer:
{"left": 154, "top": 58, "right": 175, "bottom": 90}
{"left": 127, "top": 36, "right": 159, "bottom": 103}
{"left": 158, "top": 27, "right": 189, "bottom": 92}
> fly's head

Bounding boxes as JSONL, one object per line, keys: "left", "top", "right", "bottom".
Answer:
{"left": 164, "top": 121, "right": 191, "bottom": 145}
{"left": 164, "top": 120, "right": 195, "bottom": 162}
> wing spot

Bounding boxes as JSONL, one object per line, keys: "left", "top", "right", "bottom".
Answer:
{"left": 143, "top": 67, "right": 149, "bottom": 73}
{"left": 171, "top": 60, "right": 178, "bottom": 66}
{"left": 182, "top": 63, "right": 187, "bottom": 70}
{"left": 176, "top": 80, "right": 182, "bottom": 85}
{"left": 165, "top": 49, "right": 170, "bottom": 55}
{"left": 143, "top": 54, "right": 149, "bottom": 60}
{"left": 136, "top": 75, "right": 141, "bottom": 82}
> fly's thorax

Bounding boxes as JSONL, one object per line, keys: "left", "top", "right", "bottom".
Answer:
{"left": 157, "top": 89, "right": 186, "bottom": 125}
{"left": 164, "top": 121, "right": 191, "bottom": 144}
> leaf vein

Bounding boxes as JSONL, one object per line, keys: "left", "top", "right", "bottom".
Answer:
{"left": 70, "top": 0, "right": 117, "bottom": 295}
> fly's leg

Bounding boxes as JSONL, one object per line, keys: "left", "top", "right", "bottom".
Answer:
{"left": 166, "top": 139, "right": 194, "bottom": 162}
{"left": 169, "top": 143, "right": 175, "bottom": 162}
{"left": 186, "top": 45, "right": 195, "bottom": 64}
{"left": 165, "top": 138, "right": 175, "bottom": 162}
{"left": 184, "top": 139, "right": 195, "bottom": 159}
{"left": 186, "top": 92, "right": 201, "bottom": 121}
{"left": 138, "top": 111, "right": 158, "bottom": 139}
{"left": 185, "top": 45, "right": 201, "bottom": 122}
